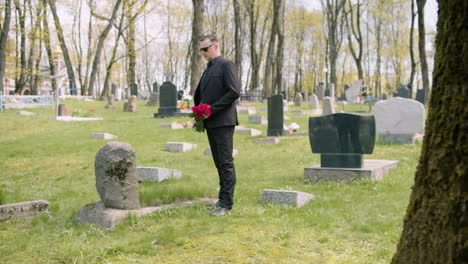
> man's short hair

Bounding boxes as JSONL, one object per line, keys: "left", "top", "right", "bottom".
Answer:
{"left": 199, "top": 34, "right": 218, "bottom": 43}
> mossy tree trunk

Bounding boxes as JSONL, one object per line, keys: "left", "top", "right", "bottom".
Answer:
{"left": 391, "top": 0, "right": 468, "bottom": 263}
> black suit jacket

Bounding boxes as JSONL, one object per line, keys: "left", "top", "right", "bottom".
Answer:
{"left": 194, "top": 56, "right": 240, "bottom": 128}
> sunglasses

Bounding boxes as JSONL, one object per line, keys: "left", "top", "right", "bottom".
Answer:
{"left": 200, "top": 43, "right": 216, "bottom": 52}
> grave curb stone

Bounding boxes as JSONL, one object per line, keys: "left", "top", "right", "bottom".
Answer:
{"left": 261, "top": 189, "right": 315, "bottom": 208}
{"left": 0, "top": 200, "right": 49, "bottom": 221}
{"left": 304, "top": 159, "right": 399, "bottom": 181}
{"left": 165, "top": 142, "right": 197, "bottom": 152}
{"left": 91, "top": 133, "right": 118, "bottom": 140}
{"left": 137, "top": 167, "right": 182, "bottom": 182}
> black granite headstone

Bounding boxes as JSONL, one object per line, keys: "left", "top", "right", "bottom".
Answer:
{"left": 396, "top": 84, "right": 410, "bottom": 98}
{"left": 415, "top": 89, "right": 426, "bottom": 105}
{"left": 177, "top": 90, "right": 184, "bottom": 100}
{"left": 131, "top": 83, "right": 138, "bottom": 96}
{"left": 154, "top": 81, "right": 180, "bottom": 117}
{"left": 152, "top": 82, "right": 159, "bottom": 93}
{"left": 267, "top": 94, "right": 284, "bottom": 137}
{"left": 111, "top": 83, "right": 117, "bottom": 95}
{"left": 309, "top": 113, "right": 376, "bottom": 168}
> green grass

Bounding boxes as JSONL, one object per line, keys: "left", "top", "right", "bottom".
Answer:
{"left": 0, "top": 99, "right": 421, "bottom": 263}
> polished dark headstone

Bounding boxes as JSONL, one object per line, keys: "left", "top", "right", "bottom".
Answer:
{"left": 309, "top": 113, "right": 376, "bottom": 168}
{"left": 154, "top": 81, "right": 180, "bottom": 118}
{"left": 131, "top": 83, "right": 138, "bottom": 96}
{"left": 111, "top": 83, "right": 117, "bottom": 95}
{"left": 396, "top": 84, "right": 410, "bottom": 98}
{"left": 267, "top": 94, "right": 284, "bottom": 137}
{"left": 152, "top": 82, "right": 159, "bottom": 93}
{"left": 415, "top": 89, "right": 426, "bottom": 105}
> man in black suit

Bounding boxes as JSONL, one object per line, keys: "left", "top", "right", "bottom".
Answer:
{"left": 194, "top": 35, "right": 240, "bottom": 216}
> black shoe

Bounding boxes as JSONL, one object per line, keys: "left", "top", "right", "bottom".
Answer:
{"left": 210, "top": 207, "right": 230, "bottom": 216}
{"left": 206, "top": 201, "right": 222, "bottom": 210}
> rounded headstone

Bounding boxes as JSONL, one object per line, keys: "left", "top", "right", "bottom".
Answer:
{"left": 294, "top": 92, "right": 303, "bottom": 106}
{"left": 95, "top": 141, "right": 140, "bottom": 209}
{"left": 371, "top": 97, "right": 425, "bottom": 134}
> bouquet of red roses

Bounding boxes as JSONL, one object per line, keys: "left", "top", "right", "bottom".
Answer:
{"left": 189, "top": 104, "right": 211, "bottom": 133}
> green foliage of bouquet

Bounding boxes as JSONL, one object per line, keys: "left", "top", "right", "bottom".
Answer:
{"left": 189, "top": 104, "right": 211, "bottom": 133}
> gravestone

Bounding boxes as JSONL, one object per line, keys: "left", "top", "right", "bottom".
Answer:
{"left": 91, "top": 133, "right": 118, "bottom": 140}
{"left": 322, "top": 97, "right": 335, "bottom": 115}
{"left": 316, "top": 82, "right": 325, "bottom": 101}
{"left": 308, "top": 113, "right": 375, "bottom": 168}
{"left": 137, "top": 167, "right": 182, "bottom": 182}
{"left": 0, "top": 200, "right": 49, "bottom": 221}
{"left": 415, "top": 89, "right": 426, "bottom": 105}
{"left": 105, "top": 95, "right": 115, "bottom": 109}
{"left": 131, "top": 83, "right": 138, "bottom": 97}
{"left": 252, "top": 137, "right": 280, "bottom": 144}
{"left": 345, "top": 80, "right": 362, "bottom": 103}
{"left": 309, "top": 94, "right": 319, "bottom": 109}
{"left": 267, "top": 94, "right": 284, "bottom": 137}
{"left": 152, "top": 82, "right": 159, "bottom": 93}
{"left": 94, "top": 141, "right": 140, "bottom": 210}
{"left": 165, "top": 142, "right": 197, "bottom": 152}
{"left": 371, "top": 97, "right": 425, "bottom": 144}
{"left": 261, "top": 190, "right": 315, "bottom": 208}
{"left": 381, "top": 92, "right": 388, "bottom": 100}
{"left": 396, "top": 84, "right": 410, "bottom": 98}
{"left": 329, "top": 83, "right": 335, "bottom": 100}
{"left": 58, "top": 104, "right": 69, "bottom": 116}
{"left": 147, "top": 93, "right": 159, "bottom": 106}
{"left": 127, "top": 96, "right": 137, "bottom": 112}
{"left": 294, "top": 92, "right": 303, "bottom": 106}
{"left": 154, "top": 81, "right": 180, "bottom": 118}
{"left": 111, "top": 83, "right": 117, "bottom": 95}
{"left": 115, "top": 88, "right": 122, "bottom": 101}
{"left": 248, "top": 116, "right": 267, "bottom": 125}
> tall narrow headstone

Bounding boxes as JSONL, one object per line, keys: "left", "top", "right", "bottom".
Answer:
{"left": 322, "top": 97, "right": 335, "bottom": 115}
{"left": 154, "top": 81, "right": 180, "bottom": 117}
{"left": 415, "top": 89, "right": 426, "bottom": 105}
{"left": 105, "top": 95, "right": 116, "bottom": 109}
{"left": 111, "top": 83, "right": 117, "bottom": 95}
{"left": 128, "top": 95, "right": 137, "bottom": 112}
{"left": 309, "top": 113, "right": 376, "bottom": 168}
{"left": 309, "top": 94, "right": 319, "bottom": 109}
{"left": 316, "top": 83, "right": 325, "bottom": 101}
{"left": 329, "top": 83, "right": 335, "bottom": 100}
{"left": 95, "top": 141, "right": 140, "bottom": 210}
{"left": 115, "top": 88, "right": 122, "bottom": 101}
{"left": 345, "top": 80, "right": 362, "bottom": 103}
{"left": 267, "top": 94, "right": 284, "bottom": 137}
{"left": 294, "top": 92, "right": 303, "bottom": 106}
{"left": 152, "top": 82, "right": 159, "bottom": 93}
{"left": 396, "top": 84, "right": 410, "bottom": 98}
{"left": 131, "top": 83, "right": 138, "bottom": 97}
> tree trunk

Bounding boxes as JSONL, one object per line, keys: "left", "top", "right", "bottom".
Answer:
{"left": 87, "top": 0, "right": 122, "bottom": 98}
{"left": 125, "top": 0, "right": 136, "bottom": 91}
{"left": 248, "top": 0, "right": 259, "bottom": 91}
{"left": 48, "top": 0, "right": 77, "bottom": 95}
{"left": 42, "top": 0, "right": 56, "bottom": 93}
{"left": 408, "top": 0, "right": 417, "bottom": 98}
{"left": 391, "top": 0, "right": 468, "bottom": 263}
{"left": 0, "top": 0, "right": 12, "bottom": 93}
{"left": 190, "top": 0, "right": 204, "bottom": 96}
{"left": 101, "top": 10, "right": 124, "bottom": 98}
{"left": 14, "top": 0, "right": 27, "bottom": 93}
{"left": 274, "top": 0, "right": 285, "bottom": 95}
{"left": 233, "top": 0, "right": 242, "bottom": 83}
{"left": 417, "top": 0, "right": 430, "bottom": 104}
{"left": 28, "top": 0, "right": 42, "bottom": 95}
{"left": 345, "top": 0, "right": 363, "bottom": 81}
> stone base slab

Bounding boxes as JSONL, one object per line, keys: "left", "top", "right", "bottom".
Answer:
{"left": 165, "top": 142, "right": 197, "bottom": 152}
{"left": 252, "top": 137, "right": 280, "bottom": 144}
{"left": 262, "top": 190, "right": 315, "bottom": 208}
{"left": 50, "top": 116, "right": 103, "bottom": 121}
{"left": 0, "top": 200, "right": 49, "bottom": 221}
{"left": 137, "top": 167, "right": 182, "bottom": 182}
{"left": 247, "top": 116, "right": 267, "bottom": 125}
{"left": 75, "top": 199, "right": 216, "bottom": 229}
{"left": 235, "top": 127, "right": 262, "bottom": 136}
{"left": 91, "top": 133, "right": 118, "bottom": 140}
{"left": 378, "top": 133, "right": 418, "bottom": 144}
{"left": 160, "top": 123, "right": 184, "bottom": 129}
{"left": 304, "top": 159, "right": 399, "bottom": 181}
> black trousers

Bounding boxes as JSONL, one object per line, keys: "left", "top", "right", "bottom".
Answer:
{"left": 206, "top": 126, "right": 236, "bottom": 210}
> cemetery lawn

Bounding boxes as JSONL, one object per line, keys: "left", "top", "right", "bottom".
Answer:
{"left": 0, "top": 100, "right": 421, "bottom": 263}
